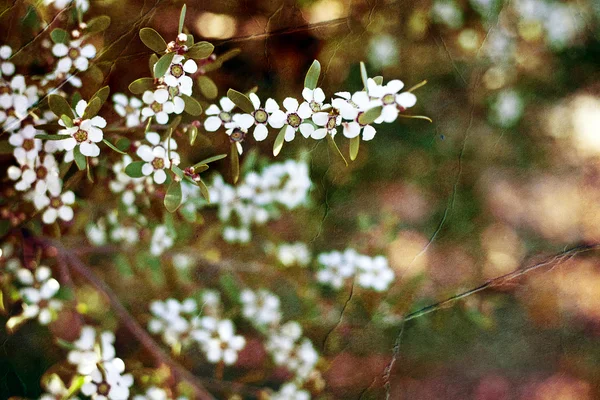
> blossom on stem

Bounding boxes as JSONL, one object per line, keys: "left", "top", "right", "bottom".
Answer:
{"left": 58, "top": 99, "right": 106, "bottom": 157}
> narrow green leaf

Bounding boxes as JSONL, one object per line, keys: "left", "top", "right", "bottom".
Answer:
{"left": 86, "top": 159, "right": 94, "bottom": 182}
{"left": 128, "top": 77, "right": 155, "bottom": 95}
{"left": 73, "top": 146, "right": 86, "bottom": 170}
{"left": 304, "top": 60, "right": 321, "bottom": 90}
{"left": 230, "top": 143, "right": 239, "bottom": 184}
{"left": 185, "top": 34, "right": 194, "bottom": 47}
{"left": 91, "top": 85, "right": 110, "bottom": 107}
{"left": 192, "top": 164, "right": 209, "bottom": 173}
{"left": 220, "top": 274, "right": 240, "bottom": 301}
{"left": 171, "top": 165, "right": 184, "bottom": 179}
{"left": 360, "top": 61, "right": 368, "bottom": 89}
{"left": 187, "top": 42, "right": 214, "bottom": 59}
{"left": 188, "top": 125, "right": 198, "bottom": 145}
{"left": 139, "top": 27, "right": 167, "bottom": 53}
{"left": 85, "top": 15, "right": 111, "bottom": 33}
{"left": 34, "top": 123, "right": 62, "bottom": 132}
{"left": 326, "top": 133, "right": 348, "bottom": 166}
{"left": 357, "top": 106, "right": 382, "bottom": 125}
{"left": 197, "top": 75, "right": 218, "bottom": 99}
{"left": 82, "top": 97, "right": 102, "bottom": 119}
{"left": 86, "top": 64, "right": 104, "bottom": 83}
{"left": 178, "top": 4, "right": 186, "bottom": 35}
{"left": 149, "top": 54, "right": 159, "bottom": 75}
{"left": 227, "top": 89, "right": 254, "bottom": 114}
{"left": 72, "top": 92, "right": 82, "bottom": 109}
{"left": 60, "top": 114, "right": 73, "bottom": 127}
{"left": 349, "top": 136, "right": 360, "bottom": 161}
{"left": 398, "top": 114, "right": 433, "bottom": 123}
{"left": 48, "top": 94, "right": 74, "bottom": 119}
{"left": 50, "top": 28, "right": 68, "bottom": 44}
{"left": 273, "top": 126, "right": 286, "bottom": 156}
{"left": 164, "top": 180, "right": 182, "bottom": 212}
{"left": 373, "top": 76, "right": 383, "bottom": 85}
{"left": 153, "top": 52, "right": 175, "bottom": 79}
{"left": 195, "top": 153, "right": 227, "bottom": 166}
{"left": 180, "top": 94, "right": 202, "bottom": 116}
{"left": 35, "top": 134, "right": 69, "bottom": 140}
{"left": 66, "top": 375, "right": 87, "bottom": 398}
{"left": 145, "top": 116, "right": 153, "bottom": 132}
{"left": 116, "top": 137, "right": 130, "bottom": 152}
{"left": 103, "top": 139, "right": 127, "bottom": 154}
{"left": 198, "top": 179, "right": 210, "bottom": 203}
{"left": 124, "top": 161, "right": 146, "bottom": 178}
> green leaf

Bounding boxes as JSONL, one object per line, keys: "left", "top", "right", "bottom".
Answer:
{"left": 326, "top": 133, "right": 348, "bottom": 166}
{"left": 0, "top": 140, "right": 12, "bottom": 154}
{"left": 116, "top": 137, "right": 130, "bottom": 152}
{"left": 103, "top": 139, "right": 127, "bottom": 154}
{"left": 164, "top": 180, "right": 182, "bottom": 212}
{"left": 192, "top": 164, "right": 209, "bottom": 173}
{"left": 178, "top": 4, "right": 186, "bottom": 34}
{"left": 203, "top": 48, "right": 240, "bottom": 72}
{"left": 86, "top": 15, "right": 111, "bottom": 33}
{"left": 153, "top": 52, "right": 175, "bottom": 79}
{"left": 273, "top": 126, "right": 286, "bottom": 156}
{"left": 168, "top": 115, "right": 182, "bottom": 131}
{"left": 60, "top": 114, "right": 73, "bottom": 127}
{"left": 71, "top": 92, "right": 82, "bottom": 109}
{"left": 180, "top": 94, "right": 202, "bottom": 116}
{"left": 373, "top": 76, "right": 383, "bottom": 85}
{"left": 35, "top": 134, "right": 69, "bottom": 140}
{"left": 34, "top": 123, "right": 62, "bottom": 132}
{"left": 66, "top": 376, "right": 87, "bottom": 399}
{"left": 171, "top": 165, "right": 184, "bottom": 180}
{"left": 185, "top": 34, "right": 194, "bottom": 47}
{"left": 357, "top": 106, "right": 382, "bottom": 125}
{"left": 139, "top": 27, "right": 167, "bottom": 53}
{"left": 230, "top": 142, "right": 239, "bottom": 184}
{"left": 187, "top": 42, "right": 214, "bottom": 59}
{"left": 82, "top": 97, "right": 102, "bottom": 119}
{"left": 198, "top": 179, "right": 210, "bottom": 203}
{"left": 220, "top": 274, "right": 240, "bottom": 301}
{"left": 195, "top": 153, "right": 227, "bottom": 166}
{"left": 197, "top": 75, "right": 218, "bottom": 99}
{"left": 50, "top": 28, "right": 68, "bottom": 44}
{"left": 349, "top": 135, "right": 360, "bottom": 161}
{"left": 149, "top": 54, "right": 159, "bottom": 75}
{"left": 360, "top": 61, "right": 368, "bottom": 89}
{"left": 304, "top": 59, "right": 321, "bottom": 90}
{"left": 128, "top": 77, "right": 155, "bottom": 95}
{"left": 124, "top": 161, "right": 146, "bottom": 178}
{"left": 86, "top": 64, "right": 104, "bottom": 84}
{"left": 48, "top": 94, "right": 74, "bottom": 119}
{"left": 227, "top": 89, "right": 254, "bottom": 114}
{"left": 188, "top": 125, "right": 198, "bottom": 145}
{"left": 86, "top": 160, "right": 94, "bottom": 182}
{"left": 73, "top": 146, "right": 86, "bottom": 170}
{"left": 90, "top": 85, "right": 110, "bottom": 107}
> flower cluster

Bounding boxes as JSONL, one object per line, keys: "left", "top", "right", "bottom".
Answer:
{"left": 316, "top": 249, "right": 395, "bottom": 292}
{"left": 68, "top": 326, "right": 134, "bottom": 399}
{"left": 12, "top": 265, "right": 63, "bottom": 326}
{"left": 207, "top": 159, "right": 312, "bottom": 243}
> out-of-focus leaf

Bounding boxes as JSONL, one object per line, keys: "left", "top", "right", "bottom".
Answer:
{"left": 34, "top": 124, "right": 62, "bottom": 132}
{"left": 230, "top": 142, "right": 239, "bottom": 184}
{"left": 164, "top": 180, "right": 182, "bottom": 212}
{"left": 180, "top": 94, "right": 202, "bottom": 116}
{"left": 103, "top": 139, "right": 127, "bottom": 154}
{"left": 185, "top": 34, "right": 194, "bottom": 47}
{"left": 82, "top": 97, "right": 102, "bottom": 119}
{"left": 116, "top": 137, "right": 130, "bottom": 152}
{"left": 195, "top": 153, "right": 227, "bottom": 166}
{"left": 154, "top": 52, "right": 175, "bottom": 79}
{"left": 73, "top": 146, "right": 86, "bottom": 170}
{"left": 0, "top": 141, "right": 12, "bottom": 154}
{"left": 398, "top": 114, "right": 433, "bottom": 123}
{"left": 187, "top": 42, "right": 214, "bottom": 59}
{"left": 220, "top": 273, "right": 240, "bottom": 301}
{"left": 203, "top": 48, "right": 240, "bottom": 72}
{"left": 60, "top": 114, "right": 73, "bottom": 127}
{"left": 227, "top": 89, "right": 254, "bottom": 114}
{"left": 198, "top": 179, "right": 210, "bottom": 203}
{"left": 90, "top": 85, "right": 110, "bottom": 108}
{"left": 273, "top": 126, "right": 286, "bottom": 156}
{"left": 188, "top": 125, "right": 198, "bottom": 145}
{"left": 349, "top": 136, "right": 360, "bottom": 161}
{"left": 66, "top": 375, "right": 87, "bottom": 398}
{"left": 50, "top": 28, "right": 68, "bottom": 44}
{"left": 35, "top": 134, "right": 69, "bottom": 140}
{"left": 373, "top": 76, "right": 383, "bottom": 85}
{"left": 358, "top": 106, "right": 382, "bottom": 125}
{"left": 178, "top": 4, "right": 186, "bottom": 34}
{"left": 326, "top": 133, "right": 348, "bottom": 166}
{"left": 125, "top": 161, "right": 146, "bottom": 178}
{"left": 6, "top": 314, "right": 27, "bottom": 332}
{"left": 129, "top": 78, "right": 155, "bottom": 95}
{"left": 304, "top": 60, "right": 321, "bottom": 90}
{"left": 197, "top": 75, "right": 218, "bottom": 99}
{"left": 85, "top": 15, "right": 111, "bottom": 33}
{"left": 86, "top": 161, "right": 94, "bottom": 182}
{"left": 71, "top": 92, "right": 82, "bottom": 109}
{"left": 149, "top": 53, "right": 159, "bottom": 75}
{"left": 193, "top": 164, "right": 209, "bottom": 173}
{"left": 360, "top": 61, "right": 368, "bottom": 89}
{"left": 48, "top": 94, "right": 74, "bottom": 119}
{"left": 139, "top": 28, "right": 167, "bottom": 53}
{"left": 86, "top": 65, "right": 104, "bottom": 84}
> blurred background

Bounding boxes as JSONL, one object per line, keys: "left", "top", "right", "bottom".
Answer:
{"left": 2, "top": 0, "right": 600, "bottom": 398}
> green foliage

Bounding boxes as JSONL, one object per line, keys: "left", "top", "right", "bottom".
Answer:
{"left": 139, "top": 27, "right": 167, "bottom": 53}
{"left": 85, "top": 15, "right": 111, "bottom": 33}
{"left": 73, "top": 146, "right": 86, "bottom": 170}
{"left": 180, "top": 94, "right": 202, "bottom": 116}
{"left": 178, "top": 4, "right": 186, "bottom": 35}
{"left": 128, "top": 78, "right": 155, "bottom": 95}
{"left": 227, "top": 89, "right": 254, "bottom": 114}
{"left": 273, "top": 126, "right": 286, "bottom": 156}
{"left": 124, "top": 161, "right": 146, "bottom": 178}
{"left": 48, "top": 94, "right": 74, "bottom": 119}
{"left": 197, "top": 76, "right": 218, "bottom": 99}
{"left": 50, "top": 28, "right": 68, "bottom": 44}
{"left": 230, "top": 143, "right": 240, "bottom": 184}
{"left": 358, "top": 106, "right": 382, "bottom": 125}
{"left": 164, "top": 180, "right": 183, "bottom": 212}
{"left": 153, "top": 52, "right": 175, "bottom": 79}
{"left": 349, "top": 136, "right": 360, "bottom": 161}
{"left": 187, "top": 42, "right": 214, "bottom": 59}
{"left": 304, "top": 60, "right": 321, "bottom": 90}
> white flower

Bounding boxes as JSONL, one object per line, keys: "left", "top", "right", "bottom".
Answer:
{"left": 355, "top": 255, "right": 394, "bottom": 291}
{"left": 0, "top": 75, "right": 38, "bottom": 132}
{"left": 133, "top": 387, "right": 171, "bottom": 400}
{"left": 110, "top": 155, "right": 145, "bottom": 205}
{"left": 432, "top": 0, "right": 464, "bottom": 29}
{"left": 141, "top": 89, "right": 180, "bottom": 125}
{"left": 335, "top": 91, "right": 379, "bottom": 141}
{"left": 16, "top": 266, "right": 62, "bottom": 325}
{"left": 204, "top": 97, "right": 236, "bottom": 132}
{"left": 301, "top": 87, "right": 326, "bottom": 113}
{"left": 58, "top": 99, "right": 106, "bottom": 157}
{"left": 33, "top": 184, "right": 75, "bottom": 224}
{"left": 0, "top": 45, "right": 15, "bottom": 77}
{"left": 162, "top": 55, "right": 196, "bottom": 96}
{"left": 241, "top": 93, "right": 285, "bottom": 141}
{"left": 44, "top": 0, "right": 89, "bottom": 12}
{"left": 240, "top": 289, "right": 282, "bottom": 327}
{"left": 271, "top": 97, "right": 314, "bottom": 141}
{"left": 224, "top": 113, "right": 253, "bottom": 155}
{"left": 266, "top": 322, "right": 319, "bottom": 381}
{"left": 271, "top": 382, "right": 311, "bottom": 400}
{"left": 316, "top": 249, "right": 357, "bottom": 289}
{"left": 222, "top": 226, "right": 251, "bottom": 243}
{"left": 113, "top": 93, "right": 142, "bottom": 127}
{"left": 150, "top": 225, "right": 174, "bottom": 256}
{"left": 202, "top": 319, "right": 246, "bottom": 365}
{"left": 366, "top": 78, "right": 412, "bottom": 123}
{"left": 148, "top": 298, "right": 198, "bottom": 350}
{"left": 9, "top": 125, "right": 42, "bottom": 160}
{"left": 490, "top": 89, "right": 524, "bottom": 128}
{"left": 81, "top": 360, "right": 133, "bottom": 400}
{"left": 276, "top": 242, "right": 311, "bottom": 267}
{"left": 52, "top": 39, "right": 96, "bottom": 73}
{"left": 310, "top": 97, "right": 347, "bottom": 140}
{"left": 136, "top": 132, "right": 178, "bottom": 185}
